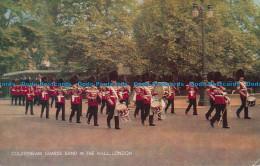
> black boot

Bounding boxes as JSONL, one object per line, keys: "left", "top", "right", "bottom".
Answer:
{"left": 94, "top": 117, "right": 99, "bottom": 126}
{"left": 56, "top": 112, "right": 58, "bottom": 120}
{"left": 107, "top": 118, "right": 111, "bottom": 128}
{"left": 244, "top": 107, "right": 251, "bottom": 119}
{"left": 149, "top": 115, "right": 155, "bottom": 126}
{"left": 115, "top": 116, "right": 120, "bottom": 129}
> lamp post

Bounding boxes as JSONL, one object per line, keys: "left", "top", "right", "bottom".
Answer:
{"left": 192, "top": 0, "right": 213, "bottom": 106}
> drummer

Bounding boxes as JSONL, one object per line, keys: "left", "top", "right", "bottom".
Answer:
{"left": 235, "top": 69, "right": 252, "bottom": 119}
{"left": 140, "top": 72, "right": 157, "bottom": 126}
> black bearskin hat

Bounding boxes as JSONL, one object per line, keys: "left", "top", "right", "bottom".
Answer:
{"left": 135, "top": 75, "right": 142, "bottom": 82}
{"left": 101, "top": 76, "right": 108, "bottom": 83}
{"left": 42, "top": 77, "right": 48, "bottom": 83}
{"left": 207, "top": 72, "right": 215, "bottom": 82}
{"left": 236, "top": 69, "right": 244, "bottom": 80}
{"left": 56, "top": 78, "right": 64, "bottom": 84}
{"left": 188, "top": 75, "right": 195, "bottom": 81}
{"left": 87, "top": 76, "right": 96, "bottom": 83}
{"left": 118, "top": 75, "right": 127, "bottom": 83}
{"left": 142, "top": 72, "right": 150, "bottom": 82}
{"left": 108, "top": 70, "right": 118, "bottom": 81}
{"left": 70, "top": 75, "right": 80, "bottom": 85}
{"left": 150, "top": 73, "right": 157, "bottom": 82}
{"left": 49, "top": 77, "right": 54, "bottom": 82}
{"left": 214, "top": 71, "right": 222, "bottom": 82}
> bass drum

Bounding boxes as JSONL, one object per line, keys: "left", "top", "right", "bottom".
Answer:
{"left": 115, "top": 103, "right": 131, "bottom": 122}
{"left": 247, "top": 95, "right": 256, "bottom": 107}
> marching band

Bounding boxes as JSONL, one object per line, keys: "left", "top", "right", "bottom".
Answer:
{"left": 8, "top": 69, "right": 255, "bottom": 130}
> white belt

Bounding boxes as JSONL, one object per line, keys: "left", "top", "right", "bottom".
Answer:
{"left": 215, "top": 95, "right": 223, "bottom": 97}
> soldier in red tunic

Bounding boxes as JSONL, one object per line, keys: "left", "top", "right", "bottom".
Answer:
{"left": 40, "top": 77, "right": 50, "bottom": 119}
{"left": 21, "top": 79, "right": 27, "bottom": 106}
{"left": 86, "top": 76, "right": 101, "bottom": 126}
{"left": 33, "top": 82, "right": 41, "bottom": 106}
{"left": 235, "top": 69, "right": 252, "bottom": 119}
{"left": 209, "top": 72, "right": 229, "bottom": 128}
{"left": 68, "top": 76, "right": 81, "bottom": 123}
{"left": 165, "top": 76, "right": 177, "bottom": 114}
{"left": 133, "top": 75, "right": 143, "bottom": 118}
{"left": 25, "top": 79, "right": 34, "bottom": 115}
{"left": 55, "top": 78, "right": 67, "bottom": 121}
{"left": 100, "top": 77, "right": 109, "bottom": 114}
{"left": 141, "top": 72, "right": 157, "bottom": 126}
{"left": 205, "top": 72, "right": 216, "bottom": 120}
{"left": 10, "top": 80, "right": 16, "bottom": 105}
{"left": 106, "top": 70, "right": 121, "bottom": 129}
{"left": 50, "top": 78, "right": 58, "bottom": 108}
{"left": 185, "top": 76, "right": 199, "bottom": 115}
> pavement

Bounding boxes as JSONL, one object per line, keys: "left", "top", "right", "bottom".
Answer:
{"left": 0, "top": 99, "right": 259, "bottom": 166}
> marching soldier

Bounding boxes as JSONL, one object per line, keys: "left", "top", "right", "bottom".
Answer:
{"left": 209, "top": 72, "right": 230, "bottom": 129}
{"left": 55, "top": 78, "right": 67, "bottom": 121}
{"left": 68, "top": 76, "right": 81, "bottom": 123}
{"left": 50, "top": 78, "right": 58, "bottom": 108}
{"left": 40, "top": 77, "right": 50, "bottom": 119}
{"left": 17, "top": 80, "right": 22, "bottom": 105}
{"left": 21, "top": 79, "right": 27, "bottom": 106}
{"left": 133, "top": 75, "right": 143, "bottom": 118}
{"left": 33, "top": 83, "right": 40, "bottom": 106}
{"left": 10, "top": 80, "right": 16, "bottom": 105}
{"left": 25, "top": 79, "right": 34, "bottom": 115}
{"left": 141, "top": 72, "right": 156, "bottom": 126}
{"left": 86, "top": 76, "right": 100, "bottom": 126}
{"left": 106, "top": 70, "right": 121, "bottom": 129}
{"left": 185, "top": 78, "right": 198, "bottom": 115}
{"left": 165, "top": 76, "right": 177, "bottom": 114}
{"left": 100, "top": 77, "right": 109, "bottom": 114}
{"left": 205, "top": 72, "right": 216, "bottom": 120}
{"left": 236, "top": 69, "right": 252, "bottom": 119}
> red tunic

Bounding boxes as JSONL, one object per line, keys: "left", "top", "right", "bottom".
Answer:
{"left": 186, "top": 86, "right": 198, "bottom": 99}
{"left": 86, "top": 87, "right": 100, "bottom": 106}
{"left": 134, "top": 87, "right": 143, "bottom": 101}
{"left": 237, "top": 81, "right": 249, "bottom": 98}
{"left": 15, "top": 85, "right": 21, "bottom": 96}
{"left": 25, "top": 87, "right": 34, "bottom": 100}
{"left": 106, "top": 86, "right": 119, "bottom": 106}
{"left": 11, "top": 86, "right": 16, "bottom": 95}
{"left": 56, "top": 89, "right": 67, "bottom": 103}
{"left": 142, "top": 86, "right": 156, "bottom": 104}
{"left": 168, "top": 86, "right": 177, "bottom": 99}
{"left": 40, "top": 88, "right": 50, "bottom": 101}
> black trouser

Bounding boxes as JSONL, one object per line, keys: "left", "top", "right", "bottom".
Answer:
{"left": 15, "top": 95, "right": 19, "bottom": 105}
{"left": 107, "top": 105, "right": 115, "bottom": 121}
{"left": 107, "top": 105, "right": 119, "bottom": 128}
{"left": 11, "top": 95, "right": 15, "bottom": 105}
{"left": 79, "top": 100, "right": 82, "bottom": 116}
{"left": 165, "top": 98, "right": 174, "bottom": 113}
{"left": 210, "top": 104, "right": 228, "bottom": 127}
{"left": 237, "top": 97, "right": 249, "bottom": 118}
{"left": 88, "top": 106, "right": 98, "bottom": 124}
{"left": 186, "top": 98, "right": 197, "bottom": 114}
{"left": 51, "top": 96, "right": 57, "bottom": 108}
{"left": 25, "top": 100, "right": 34, "bottom": 114}
{"left": 125, "top": 97, "right": 129, "bottom": 108}
{"left": 206, "top": 100, "right": 215, "bottom": 117}
{"left": 141, "top": 104, "right": 150, "bottom": 121}
{"left": 100, "top": 99, "right": 107, "bottom": 114}
{"left": 41, "top": 100, "right": 49, "bottom": 118}
{"left": 34, "top": 95, "right": 40, "bottom": 105}
{"left": 20, "top": 95, "right": 25, "bottom": 105}
{"left": 70, "top": 104, "right": 80, "bottom": 122}
{"left": 18, "top": 95, "right": 22, "bottom": 105}
{"left": 134, "top": 100, "right": 143, "bottom": 115}
{"left": 56, "top": 103, "right": 65, "bottom": 120}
